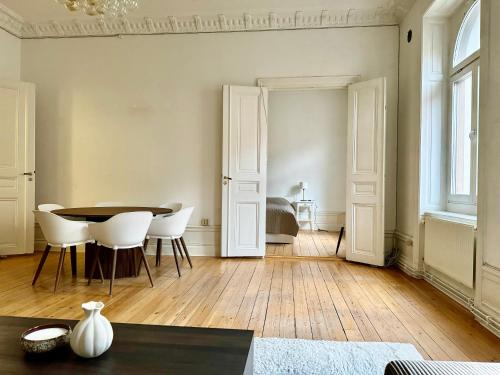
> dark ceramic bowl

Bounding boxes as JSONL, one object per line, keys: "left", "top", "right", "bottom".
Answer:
{"left": 20, "top": 323, "right": 72, "bottom": 354}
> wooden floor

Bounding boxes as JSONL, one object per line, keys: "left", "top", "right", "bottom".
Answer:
{"left": 1, "top": 251, "right": 499, "bottom": 362}
{"left": 266, "top": 230, "right": 343, "bottom": 257}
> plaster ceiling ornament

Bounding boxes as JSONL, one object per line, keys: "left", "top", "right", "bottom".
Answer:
{"left": 55, "top": 0, "right": 139, "bottom": 17}
{"left": 0, "top": 0, "right": 416, "bottom": 39}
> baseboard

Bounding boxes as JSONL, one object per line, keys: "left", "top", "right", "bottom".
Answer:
{"left": 394, "top": 230, "right": 422, "bottom": 278}
{"left": 470, "top": 305, "right": 500, "bottom": 338}
{"left": 422, "top": 270, "right": 500, "bottom": 339}
{"left": 394, "top": 230, "right": 414, "bottom": 245}
{"left": 145, "top": 240, "right": 217, "bottom": 257}
{"left": 397, "top": 258, "right": 424, "bottom": 279}
{"left": 35, "top": 223, "right": 220, "bottom": 257}
{"left": 423, "top": 271, "right": 474, "bottom": 309}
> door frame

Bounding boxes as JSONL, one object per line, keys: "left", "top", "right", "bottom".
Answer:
{"left": 257, "top": 75, "right": 359, "bottom": 91}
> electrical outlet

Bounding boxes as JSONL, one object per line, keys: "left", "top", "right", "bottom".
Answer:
{"left": 201, "top": 218, "right": 209, "bottom": 226}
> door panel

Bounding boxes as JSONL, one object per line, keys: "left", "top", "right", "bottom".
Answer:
{"left": 0, "top": 81, "right": 35, "bottom": 255}
{"left": 222, "top": 85, "right": 267, "bottom": 257}
{"left": 346, "top": 78, "right": 386, "bottom": 266}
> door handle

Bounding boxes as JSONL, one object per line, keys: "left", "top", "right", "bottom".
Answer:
{"left": 22, "top": 172, "right": 34, "bottom": 176}
{"left": 223, "top": 176, "right": 232, "bottom": 185}
{"left": 223, "top": 176, "right": 232, "bottom": 181}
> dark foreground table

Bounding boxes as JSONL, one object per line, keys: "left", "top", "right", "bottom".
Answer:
{"left": 0, "top": 316, "right": 254, "bottom": 375}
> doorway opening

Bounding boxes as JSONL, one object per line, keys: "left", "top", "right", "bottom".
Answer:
{"left": 265, "top": 88, "right": 347, "bottom": 259}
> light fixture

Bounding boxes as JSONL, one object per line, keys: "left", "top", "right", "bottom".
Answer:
{"left": 299, "top": 181, "right": 309, "bottom": 201}
{"left": 55, "top": 0, "right": 139, "bottom": 17}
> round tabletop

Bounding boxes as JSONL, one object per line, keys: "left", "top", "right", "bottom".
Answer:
{"left": 52, "top": 206, "right": 172, "bottom": 218}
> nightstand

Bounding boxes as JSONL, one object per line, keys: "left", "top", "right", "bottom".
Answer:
{"left": 294, "top": 200, "right": 316, "bottom": 231}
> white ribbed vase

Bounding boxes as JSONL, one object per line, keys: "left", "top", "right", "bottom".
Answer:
{"left": 70, "top": 301, "right": 113, "bottom": 358}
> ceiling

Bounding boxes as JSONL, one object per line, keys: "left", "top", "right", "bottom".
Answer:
{"left": 1, "top": 0, "right": 415, "bottom": 22}
{"left": 0, "top": 0, "right": 416, "bottom": 38}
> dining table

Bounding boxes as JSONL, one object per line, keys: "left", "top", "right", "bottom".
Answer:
{"left": 52, "top": 206, "right": 172, "bottom": 279}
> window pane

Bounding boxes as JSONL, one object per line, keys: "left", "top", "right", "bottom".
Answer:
{"left": 451, "top": 73, "right": 472, "bottom": 195}
{"left": 453, "top": 1, "right": 480, "bottom": 66}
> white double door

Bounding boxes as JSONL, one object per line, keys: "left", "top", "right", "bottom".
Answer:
{"left": 0, "top": 81, "right": 36, "bottom": 255}
{"left": 221, "top": 78, "right": 386, "bottom": 267}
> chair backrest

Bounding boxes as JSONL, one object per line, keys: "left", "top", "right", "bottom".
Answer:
{"left": 95, "top": 201, "right": 124, "bottom": 207}
{"left": 34, "top": 210, "right": 90, "bottom": 247}
{"left": 148, "top": 207, "right": 194, "bottom": 238}
{"left": 90, "top": 211, "right": 153, "bottom": 249}
{"left": 38, "top": 203, "right": 64, "bottom": 212}
{"left": 159, "top": 202, "right": 183, "bottom": 213}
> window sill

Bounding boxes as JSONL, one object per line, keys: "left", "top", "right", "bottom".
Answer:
{"left": 422, "top": 210, "right": 477, "bottom": 228}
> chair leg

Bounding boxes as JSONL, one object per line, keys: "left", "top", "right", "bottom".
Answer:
{"left": 54, "top": 247, "right": 67, "bottom": 293}
{"left": 156, "top": 238, "right": 162, "bottom": 267}
{"left": 109, "top": 250, "right": 117, "bottom": 296}
{"left": 70, "top": 245, "right": 77, "bottom": 277}
{"left": 32, "top": 245, "right": 51, "bottom": 286}
{"left": 97, "top": 257, "right": 104, "bottom": 283}
{"left": 336, "top": 226, "right": 345, "bottom": 255}
{"left": 176, "top": 238, "right": 184, "bottom": 260}
{"left": 171, "top": 239, "right": 181, "bottom": 277}
{"left": 88, "top": 245, "right": 101, "bottom": 286}
{"left": 180, "top": 237, "right": 193, "bottom": 268}
{"left": 139, "top": 246, "right": 154, "bottom": 288}
{"left": 138, "top": 238, "right": 149, "bottom": 275}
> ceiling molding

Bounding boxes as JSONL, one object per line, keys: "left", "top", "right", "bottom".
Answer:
{"left": 0, "top": 3, "right": 414, "bottom": 39}
{"left": 0, "top": 3, "right": 24, "bottom": 37}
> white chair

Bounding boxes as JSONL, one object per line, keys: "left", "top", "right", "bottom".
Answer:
{"left": 153, "top": 202, "right": 184, "bottom": 259}
{"left": 159, "top": 202, "right": 183, "bottom": 213}
{"left": 38, "top": 203, "right": 64, "bottom": 212}
{"left": 88, "top": 211, "right": 153, "bottom": 295}
{"left": 95, "top": 201, "right": 124, "bottom": 207}
{"left": 33, "top": 210, "right": 101, "bottom": 292}
{"left": 143, "top": 207, "right": 194, "bottom": 277}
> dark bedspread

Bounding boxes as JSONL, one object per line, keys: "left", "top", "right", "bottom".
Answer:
{"left": 266, "top": 197, "right": 299, "bottom": 236}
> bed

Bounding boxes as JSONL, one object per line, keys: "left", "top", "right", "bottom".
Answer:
{"left": 266, "top": 197, "right": 299, "bottom": 244}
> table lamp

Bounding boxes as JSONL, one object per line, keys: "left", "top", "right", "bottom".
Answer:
{"left": 299, "top": 181, "right": 309, "bottom": 201}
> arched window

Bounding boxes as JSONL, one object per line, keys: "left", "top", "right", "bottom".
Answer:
{"left": 453, "top": 0, "right": 480, "bottom": 67}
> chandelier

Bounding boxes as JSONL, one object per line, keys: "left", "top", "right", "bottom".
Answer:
{"left": 55, "top": 0, "right": 139, "bottom": 17}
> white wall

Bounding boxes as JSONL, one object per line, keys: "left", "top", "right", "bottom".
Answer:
{"left": 21, "top": 26, "right": 399, "bottom": 232}
{"left": 475, "top": 0, "right": 500, "bottom": 334}
{"left": 397, "top": 0, "right": 500, "bottom": 335}
{"left": 0, "top": 29, "right": 20, "bottom": 80}
{"left": 396, "top": 0, "right": 433, "bottom": 271}
{"left": 267, "top": 89, "right": 347, "bottom": 216}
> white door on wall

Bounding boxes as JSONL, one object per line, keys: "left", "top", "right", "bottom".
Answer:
{"left": 345, "top": 78, "right": 386, "bottom": 266}
{"left": 0, "top": 81, "right": 36, "bottom": 255}
{"left": 221, "top": 85, "right": 268, "bottom": 257}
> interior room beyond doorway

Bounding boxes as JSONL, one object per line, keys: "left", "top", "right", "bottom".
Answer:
{"left": 266, "top": 88, "right": 347, "bottom": 258}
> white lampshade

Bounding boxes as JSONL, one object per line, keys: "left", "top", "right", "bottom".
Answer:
{"left": 299, "top": 181, "right": 309, "bottom": 190}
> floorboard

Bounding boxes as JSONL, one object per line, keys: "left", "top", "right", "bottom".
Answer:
{"left": 0, "top": 243, "right": 499, "bottom": 362}
{"left": 266, "top": 230, "right": 343, "bottom": 257}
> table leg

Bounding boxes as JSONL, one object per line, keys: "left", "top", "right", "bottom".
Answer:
{"left": 70, "top": 245, "right": 77, "bottom": 277}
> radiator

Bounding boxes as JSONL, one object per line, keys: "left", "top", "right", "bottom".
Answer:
{"left": 424, "top": 216, "right": 475, "bottom": 288}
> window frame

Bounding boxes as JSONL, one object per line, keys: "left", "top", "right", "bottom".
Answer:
{"left": 452, "top": 0, "right": 480, "bottom": 72}
{"left": 445, "top": 0, "right": 481, "bottom": 216}
{"left": 447, "top": 59, "right": 479, "bottom": 214}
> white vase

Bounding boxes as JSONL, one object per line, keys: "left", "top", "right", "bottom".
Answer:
{"left": 70, "top": 301, "right": 113, "bottom": 358}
